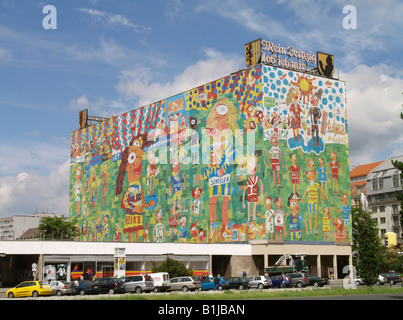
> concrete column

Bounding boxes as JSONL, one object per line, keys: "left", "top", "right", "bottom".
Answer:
{"left": 333, "top": 255, "right": 338, "bottom": 280}
{"left": 316, "top": 255, "right": 321, "bottom": 277}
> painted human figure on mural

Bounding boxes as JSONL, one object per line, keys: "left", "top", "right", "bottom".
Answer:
{"left": 309, "top": 88, "right": 323, "bottom": 146}
{"left": 258, "top": 196, "right": 275, "bottom": 240}
{"left": 327, "top": 151, "right": 343, "bottom": 195}
{"left": 196, "top": 98, "right": 239, "bottom": 228}
{"left": 169, "top": 161, "right": 186, "bottom": 214}
{"left": 301, "top": 169, "right": 328, "bottom": 236}
{"left": 115, "top": 133, "right": 153, "bottom": 242}
{"left": 322, "top": 207, "right": 332, "bottom": 242}
{"left": 271, "top": 197, "right": 287, "bottom": 241}
{"left": 286, "top": 87, "right": 303, "bottom": 141}
{"left": 317, "top": 158, "right": 328, "bottom": 201}
{"left": 189, "top": 116, "right": 199, "bottom": 166}
{"left": 286, "top": 193, "right": 308, "bottom": 241}
{"left": 101, "top": 164, "right": 108, "bottom": 207}
{"left": 178, "top": 215, "right": 188, "bottom": 242}
{"left": 333, "top": 192, "right": 351, "bottom": 240}
{"left": 168, "top": 207, "right": 180, "bottom": 242}
{"left": 146, "top": 150, "right": 159, "bottom": 195}
{"left": 73, "top": 166, "right": 82, "bottom": 215}
{"left": 90, "top": 170, "right": 97, "bottom": 210}
{"left": 191, "top": 187, "right": 203, "bottom": 222}
{"left": 242, "top": 153, "right": 264, "bottom": 222}
{"left": 267, "top": 133, "right": 285, "bottom": 188}
{"left": 153, "top": 209, "right": 165, "bottom": 243}
{"left": 288, "top": 153, "right": 303, "bottom": 194}
{"left": 103, "top": 215, "right": 109, "bottom": 241}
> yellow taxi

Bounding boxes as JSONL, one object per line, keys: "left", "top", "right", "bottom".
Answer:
{"left": 6, "top": 281, "right": 53, "bottom": 298}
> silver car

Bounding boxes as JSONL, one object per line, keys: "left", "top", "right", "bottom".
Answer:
{"left": 248, "top": 275, "right": 272, "bottom": 289}
{"left": 169, "top": 276, "right": 201, "bottom": 292}
{"left": 285, "top": 272, "right": 310, "bottom": 288}
{"left": 124, "top": 275, "right": 154, "bottom": 293}
{"left": 49, "top": 280, "right": 72, "bottom": 296}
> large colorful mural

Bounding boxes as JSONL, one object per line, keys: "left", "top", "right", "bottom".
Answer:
{"left": 69, "top": 65, "right": 350, "bottom": 244}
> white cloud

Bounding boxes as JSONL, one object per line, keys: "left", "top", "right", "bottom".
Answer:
{"left": 0, "top": 160, "right": 70, "bottom": 217}
{"left": 77, "top": 7, "right": 152, "bottom": 33}
{"left": 115, "top": 48, "right": 244, "bottom": 106}
{"left": 342, "top": 64, "right": 403, "bottom": 166}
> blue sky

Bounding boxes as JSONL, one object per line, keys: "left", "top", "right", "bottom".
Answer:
{"left": 0, "top": 0, "right": 402, "bottom": 217}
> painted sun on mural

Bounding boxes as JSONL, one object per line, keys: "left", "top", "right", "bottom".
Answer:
{"left": 70, "top": 64, "right": 350, "bottom": 245}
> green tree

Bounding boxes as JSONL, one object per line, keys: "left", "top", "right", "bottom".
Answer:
{"left": 352, "top": 206, "right": 385, "bottom": 286}
{"left": 151, "top": 258, "right": 193, "bottom": 278}
{"left": 38, "top": 215, "right": 78, "bottom": 240}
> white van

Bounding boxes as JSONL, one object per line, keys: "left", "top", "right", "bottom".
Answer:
{"left": 149, "top": 272, "right": 171, "bottom": 292}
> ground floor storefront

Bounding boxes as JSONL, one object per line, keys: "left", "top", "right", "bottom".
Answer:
{"left": 0, "top": 241, "right": 352, "bottom": 286}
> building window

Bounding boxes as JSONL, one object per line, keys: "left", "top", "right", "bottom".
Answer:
{"left": 393, "top": 173, "right": 399, "bottom": 187}
{"left": 380, "top": 217, "right": 386, "bottom": 224}
{"left": 381, "top": 229, "right": 386, "bottom": 238}
{"left": 379, "top": 206, "right": 385, "bottom": 212}
{"left": 392, "top": 204, "right": 399, "bottom": 215}
{"left": 378, "top": 178, "right": 383, "bottom": 189}
{"left": 372, "top": 179, "right": 377, "bottom": 191}
{"left": 372, "top": 207, "right": 377, "bottom": 213}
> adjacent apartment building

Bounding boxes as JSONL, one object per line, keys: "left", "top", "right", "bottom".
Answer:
{"left": 0, "top": 213, "right": 57, "bottom": 241}
{"left": 366, "top": 155, "right": 403, "bottom": 244}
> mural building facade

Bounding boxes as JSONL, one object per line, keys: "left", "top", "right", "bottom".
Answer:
{"left": 69, "top": 63, "right": 350, "bottom": 245}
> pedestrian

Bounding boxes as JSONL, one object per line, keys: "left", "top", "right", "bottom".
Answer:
{"left": 214, "top": 274, "right": 220, "bottom": 291}
{"left": 242, "top": 270, "right": 247, "bottom": 278}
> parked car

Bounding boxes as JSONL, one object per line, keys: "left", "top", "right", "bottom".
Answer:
{"left": 169, "top": 276, "right": 201, "bottom": 292}
{"left": 307, "top": 275, "right": 329, "bottom": 287}
{"left": 201, "top": 277, "right": 230, "bottom": 291}
{"left": 354, "top": 278, "right": 365, "bottom": 286}
{"left": 149, "top": 272, "right": 171, "bottom": 292}
{"left": 49, "top": 280, "right": 73, "bottom": 296}
{"left": 381, "top": 272, "right": 402, "bottom": 285}
{"left": 376, "top": 274, "right": 388, "bottom": 285}
{"left": 75, "top": 280, "right": 101, "bottom": 295}
{"left": 6, "top": 281, "right": 53, "bottom": 298}
{"left": 285, "top": 273, "right": 309, "bottom": 288}
{"left": 226, "top": 277, "right": 249, "bottom": 290}
{"left": 124, "top": 275, "right": 154, "bottom": 293}
{"left": 248, "top": 275, "right": 272, "bottom": 289}
{"left": 270, "top": 274, "right": 292, "bottom": 288}
{"left": 93, "top": 277, "right": 125, "bottom": 294}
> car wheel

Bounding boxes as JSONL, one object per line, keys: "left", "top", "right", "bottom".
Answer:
{"left": 7, "top": 292, "right": 14, "bottom": 298}
{"left": 218, "top": 285, "right": 223, "bottom": 291}
{"left": 258, "top": 283, "right": 264, "bottom": 289}
{"left": 296, "top": 282, "right": 303, "bottom": 288}
{"left": 135, "top": 287, "right": 142, "bottom": 294}
{"left": 32, "top": 291, "right": 39, "bottom": 298}
{"left": 313, "top": 282, "right": 319, "bottom": 288}
{"left": 390, "top": 280, "right": 395, "bottom": 285}
{"left": 56, "top": 290, "right": 63, "bottom": 296}
{"left": 108, "top": 288, "right": 115, "bottom": 295}
{"left": 239, "top": 284, "right": 244, "bottom": 290}
{"left": 182, "top": 286, "right": 189, "bottom": 292}
{"left": 356, "top": 281, "right": 361, "bottom": 286}
{"left": 79, "top": 290, "right": 85, "bottom": 295}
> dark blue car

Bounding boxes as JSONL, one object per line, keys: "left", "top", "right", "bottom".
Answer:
{"left": 75, "top": 280, "right": 101, "bottom": 295}
{"left": 270, "top": 275, "right": 292, "bottom": 288}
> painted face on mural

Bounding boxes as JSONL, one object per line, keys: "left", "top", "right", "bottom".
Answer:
{"left": 126, "top": 142, "right": 143, "bottom": 182}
